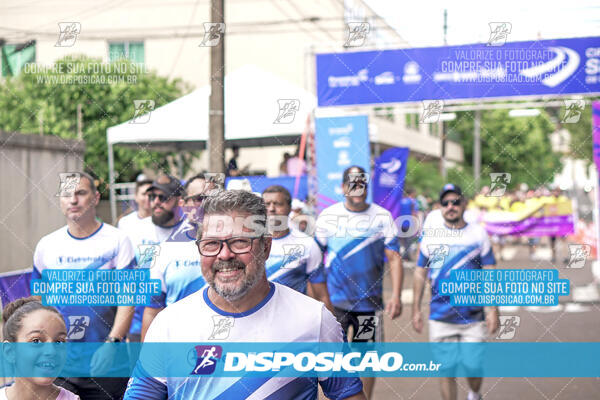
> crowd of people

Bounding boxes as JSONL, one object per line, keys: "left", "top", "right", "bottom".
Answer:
{"left": 3, "top": 166, "right": 510, "bottom": 400}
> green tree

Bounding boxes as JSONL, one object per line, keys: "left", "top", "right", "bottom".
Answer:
{"left": 545, "top": 97, "right": 599, "bottom": 164}
{"left": 0, "top": 55, "right": 193, "bottom": 195}
{"left": 447, "top": 108, "right": 561, "bottom": 191}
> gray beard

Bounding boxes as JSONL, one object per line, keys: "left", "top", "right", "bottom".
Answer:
{"left": 208, "top": 258, "right": 265, "bottom": 302}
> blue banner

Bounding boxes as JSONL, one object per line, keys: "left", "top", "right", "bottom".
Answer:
{"left": 372, "top": 147, "right": 409, "bottom": 221}
{"left": 4, "top": 342, "right": 600, "bottom": 378}
{"left": 316, "top": 36, "right": 600, "bottom": 106}
{"left": 314, "top": 115, "right": 371, "bottom": 211}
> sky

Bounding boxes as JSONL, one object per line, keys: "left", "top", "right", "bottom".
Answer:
{"left": 366, "top": 0, "right": 600, "bottom": 47}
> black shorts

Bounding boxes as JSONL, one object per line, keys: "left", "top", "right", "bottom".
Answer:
{"left": 55, "top": 377, "right": 129, "bottom": 400}
{"left": 333, "top": 308, "right": 383, "bottom": 342}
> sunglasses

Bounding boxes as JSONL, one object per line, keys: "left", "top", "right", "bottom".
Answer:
{"left": 148, "top": 193, "right": 170, "bottom": 203}
{"left": 185, "top": 194, "right": 207, "bottom": 203}
{"left": 441, "top": 198, "right": 461, "bottom": 207}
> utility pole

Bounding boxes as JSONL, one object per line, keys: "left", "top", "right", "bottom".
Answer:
{"left": 443, "top": 9, "right": 447, "bottom": 45}
{"left": 440, "top": 9, "right": 448, "bottom": 178}
{"left": 208, "top": 0, "right": 225, "bottom": 173}
{"left": 77, "top": 103, "right": 83, "bottom": 140}
{"left": 474, "top": 109, "right": 481, "bottom": 191}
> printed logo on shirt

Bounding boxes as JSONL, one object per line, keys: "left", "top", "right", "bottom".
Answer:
{"left": 191, "top": 345, "right": 223, "bottom": 375}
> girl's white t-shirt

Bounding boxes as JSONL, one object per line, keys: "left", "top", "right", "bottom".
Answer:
{"left": 0, "top": 386, "right": 80, "bottom": 400}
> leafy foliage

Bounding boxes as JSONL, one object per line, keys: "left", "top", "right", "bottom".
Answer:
{"left": 447, "top": 108, "right": 561, "bottom": 191}
{"left": 0, "top": 55, "right": 192, "bottom": 196}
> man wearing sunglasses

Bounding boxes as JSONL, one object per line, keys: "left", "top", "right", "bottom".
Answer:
{"left": 124, "top": 174, "right": 186, "bottom": 342}
{"left": 125, "top": 190, "right": 366, "bottom": 399}
{"left": 412, "top": 184, "right": 499, "bottom": 400}
{"left": 140, "top": 174, "right": 222, "bottom": 340}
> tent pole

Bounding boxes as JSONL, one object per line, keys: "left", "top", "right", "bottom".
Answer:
{"left": 108, "top": 142, "right": 117, "bottom": 224}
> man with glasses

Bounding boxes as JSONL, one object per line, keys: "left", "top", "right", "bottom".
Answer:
{"left": 140, "top": 174, "right": 222, "bottom": 340}
{"left": 125, "top": 174, "right": 186, "bottom": 342}
{"left": 261, "top": 185, "right": 333, "bottom": 310}
{"left": 412, "top": 184, "right": 499, "bottom": 400}
{"left": 314, "top": 165, "right": 404, "bottom": 398}
{"left": 125, "top": 190, "right": 366, "bottom": 399}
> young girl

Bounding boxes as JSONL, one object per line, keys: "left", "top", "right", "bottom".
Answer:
{"left": 1, "top": 296, "right": 79, "bottom": 400}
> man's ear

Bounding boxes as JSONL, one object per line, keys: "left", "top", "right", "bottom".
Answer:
{"left": 262, "top": 235, "right": 272, "bottom": 258}
{"left": 93, "top": 191, "right": 101, "bottom": 207}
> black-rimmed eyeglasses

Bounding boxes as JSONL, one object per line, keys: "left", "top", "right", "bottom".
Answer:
{"left": 196, "top": 236, "right": 262, "bottom": 257}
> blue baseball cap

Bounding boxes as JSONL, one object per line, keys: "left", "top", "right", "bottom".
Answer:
{"left": 439, "top": 183, "right": 462, "bottom": 201}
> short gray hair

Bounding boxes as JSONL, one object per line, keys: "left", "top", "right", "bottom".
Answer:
{"left": 198, "top": 190, "right": 267, "bottom": 239}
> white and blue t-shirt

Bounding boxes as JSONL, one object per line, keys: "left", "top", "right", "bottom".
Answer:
{"left": 117, "top": 211, "right": 144, "bottom": 233}
{"left": 315, "top": 203, "right": 400, "bottom": 312}
{"left": 123, "top": 217, "right": 190, "bottom": 335}
{"left": 265, "top": 229, "right": 325, "bottom": 294}
{"left": 124, "top": 283, "right": 363, "bottom": 399}
{"left": 147, "top": 223, "right": 206, "bottom": 309}
{"left": 33, "top": 223, "right": 135, "bottom": 343}
{"left": 417, "top": 221, "right": 496, "bottom": 324}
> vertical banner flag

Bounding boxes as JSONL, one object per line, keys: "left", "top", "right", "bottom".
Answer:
{"left": 372, "top": 147, "right": 410, "bottom": 221}
{"left": 315, "top": 115, "right": 371, "bottom": 212}
{"left": 593, "top": 101, "right": 600, "bottom": 170}
{"left": 593, "top": 101, "right": 600, "bottom": 258}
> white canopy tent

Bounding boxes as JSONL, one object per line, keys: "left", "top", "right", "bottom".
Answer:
{"left": 106, "top": 64, "right": 316, "bottom": 221}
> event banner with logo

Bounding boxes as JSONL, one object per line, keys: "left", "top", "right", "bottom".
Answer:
{"left": 372, "top": 147, "right": 409, "bottom": 220}
{"left": 316, "top": 36, "right": 600, "bottom": 106}
{"left": 314, "top": 115, "right": 371, "bottom": 211}
{"left": 3, "top": 342, "right": 599, "bottom": 378}
{"left": 481, "top": 197, "right": 575, "bottom": 236}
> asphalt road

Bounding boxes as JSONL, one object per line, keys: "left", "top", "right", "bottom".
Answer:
{"left": 373, "top": 239, "right": 600, "bottom": 399}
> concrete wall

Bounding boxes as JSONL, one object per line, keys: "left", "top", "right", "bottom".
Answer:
{"left": 0, "top": 131, "right": 84, "bottom": 272}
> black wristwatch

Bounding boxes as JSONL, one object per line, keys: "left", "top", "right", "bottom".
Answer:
{"left": 105, "top": 336, "right": 123, "bottom": 343}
